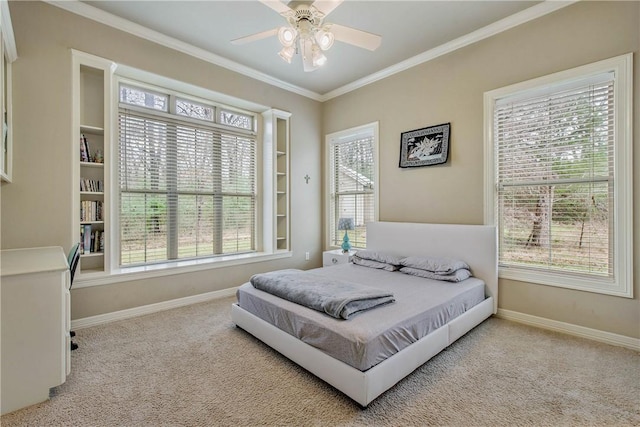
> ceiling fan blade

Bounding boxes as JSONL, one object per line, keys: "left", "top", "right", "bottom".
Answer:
{"left": 311, "top": 0, "right": 343, "bottom": 17}
{"left": 259, "top": 0, "right": 293, "bottom": 15}
{"left": 329, "top": 23, "right": 382, "bottom": 51}
{"left": 231, "top": 28, "right": 278, "bottom": 45}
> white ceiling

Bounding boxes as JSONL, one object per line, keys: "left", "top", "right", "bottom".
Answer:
{"left": 66, "top": 1, "right": 564, "bottom": 99}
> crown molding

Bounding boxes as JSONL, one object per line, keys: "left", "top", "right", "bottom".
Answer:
{"left": 46, "top": 0, "right": 576, "bottom": 102}
{"left": 320, "top": 0, "right": 578, "bottom": 101}
{"left": 45, "top": 0, "right": 324, "bottom": 101}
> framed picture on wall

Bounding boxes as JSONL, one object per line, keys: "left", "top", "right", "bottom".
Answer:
{"left": 399, "top": 122, "right": 450, "bottom": 168}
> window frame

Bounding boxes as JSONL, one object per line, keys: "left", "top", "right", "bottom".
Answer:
{"left": 483, "top": 53, "right": 633, "bottom": 298}
{"left": 325, "top": 122, "right": 380, "bottom": 250}
{"left": 108, "top": 71, "right": 288, "bottom": 278}
{"left": 117, "top": 82, "right": 258, "bottom": 267}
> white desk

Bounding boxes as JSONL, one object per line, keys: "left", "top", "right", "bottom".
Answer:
{"left": 1, "top": 246, "right": 70, "bottom": 415}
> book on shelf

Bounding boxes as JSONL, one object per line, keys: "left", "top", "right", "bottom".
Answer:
{"left": 99, "top": 230, "right": 104, "bottom": 252}
{"left": 80, "top": 133, "right": 91, "bottom": 162}
{"left": 80, "top": 177, "right": 104, "bottom": 192}
{"left": 81, "top": 224, "right": 92, "bottom": 254}
{"left": 80, "top": 225, "right": 104, "bottom": 255}
{"left": 91, "top": 229, "right": 98, "bottom": 253}
{"left": 80, "top": 200, "right": 103, "bottom": 221}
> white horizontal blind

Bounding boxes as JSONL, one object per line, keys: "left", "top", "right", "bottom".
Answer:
{"left": 495, "top": 74, "right": 614, "bottom": 277}
{"left": 329, "top": 135, "right": 375, "bottom": 249}
{"left": 119, "top": 108, "right": 256, "bottom": 266}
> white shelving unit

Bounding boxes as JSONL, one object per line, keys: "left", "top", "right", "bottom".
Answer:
{"left": 262, "top": 109, "right": 291, "bottom": 253}
{"left": 72, "top": 50, "right": 115, "bottom": 278}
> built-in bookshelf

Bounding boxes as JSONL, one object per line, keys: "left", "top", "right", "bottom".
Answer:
{"left": 72, "top": 51, "right": 114, "bottom": 277}
{"left": 263, "top": 109, "right": 291, "bottom": 253}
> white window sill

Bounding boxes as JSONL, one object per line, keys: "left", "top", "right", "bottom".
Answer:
{"left": 499, "top": 265, "right": 632, "bottom": 298}
{"left": 74, "top": 250, "right": 293, "bottom": 288}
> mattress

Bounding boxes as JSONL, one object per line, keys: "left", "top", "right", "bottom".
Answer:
{"left": 236, "top": 263, "right": 486, "bottom": 371}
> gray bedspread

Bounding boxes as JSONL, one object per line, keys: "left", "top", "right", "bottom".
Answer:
{"left": 250, "top": 269, "right": 395, "bottom": 320}
{"left": 238, "top": 264, "right": 486, "bottom": 371}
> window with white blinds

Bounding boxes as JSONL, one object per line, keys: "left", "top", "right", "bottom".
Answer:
{"left": 327, "top": 123, "right": 378, "bottom": 249}
{"left": 118, "top": 84, "right": 256, "bottom": 267}
{"left": 485, "top": 54, "right": 633, "bottom": 297}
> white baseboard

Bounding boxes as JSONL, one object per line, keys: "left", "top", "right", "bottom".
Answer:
{"left": 71, "top": 287, "right": 238, "bottom": 330}
{"left": 496, "top": 308, "right": 640, "bottom": 351}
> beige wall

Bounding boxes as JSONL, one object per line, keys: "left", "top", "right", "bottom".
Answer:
{"left": 324, "top": 1, "right": 640, "bottom": 339}
{"left": 1, "top": 2, "right": 323, "bottom": 319}
{"left": 2, "top": 2, "right": 638, "bottom": 340}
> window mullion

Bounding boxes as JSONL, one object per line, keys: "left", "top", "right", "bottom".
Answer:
{"left": 213, "top": 131, "right": 223, "bottom": 254}
{"left": 167, "top": 123, "right": 178, "bottom": 260}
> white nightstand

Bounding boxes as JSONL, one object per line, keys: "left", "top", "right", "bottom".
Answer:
{"left": 323, "top": 249, "right": 355, "bottom": 267}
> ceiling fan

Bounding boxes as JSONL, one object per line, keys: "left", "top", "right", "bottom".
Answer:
{"left": 231, "top": 0, "right": 382, "bottom": 72}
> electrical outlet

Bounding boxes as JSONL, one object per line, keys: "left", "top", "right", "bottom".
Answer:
{"left": 305, "top": 251, "right": 310, "bottom": 261}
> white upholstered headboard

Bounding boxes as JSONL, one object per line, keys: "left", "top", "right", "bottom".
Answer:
{"left": 366, "top": 222, "right": 498, "bottom": 313}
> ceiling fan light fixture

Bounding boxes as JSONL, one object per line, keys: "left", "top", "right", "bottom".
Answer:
{"left": 277, "top": 26, "right": 297, "bottom": 47}
{"left": 278, "top": 45, "right": 295, "bottom": 63}
{"left": 315, "top": 29, "right": 334, "bottom": 51}
{"left": 233, "top": 1, "right": 382, "bottom": 72}
{"left": 312, "top": 46, "right": 327, "bottom": 67}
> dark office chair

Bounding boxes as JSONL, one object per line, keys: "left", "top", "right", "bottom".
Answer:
{"left": 67, "top": 243, "right": 81, "bottom": 351}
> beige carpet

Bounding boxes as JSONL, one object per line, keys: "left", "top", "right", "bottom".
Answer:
{"left": 2, "top": 296, "right": 639, "bottom": 426}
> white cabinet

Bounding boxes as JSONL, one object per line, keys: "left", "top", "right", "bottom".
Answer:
{"left": 322, "top": 249, "right": 354, "bottom": 267}
{"left": 1, "top": 247, "right": 70, "bottom": 415}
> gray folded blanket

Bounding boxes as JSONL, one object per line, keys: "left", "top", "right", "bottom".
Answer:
{"left": 250, "top": 269, "right": 395, "bottom": 320}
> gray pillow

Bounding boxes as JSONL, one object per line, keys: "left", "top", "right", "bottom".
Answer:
{"left": 351, "top": 256, "right": 399, "bottom": 271}
{"left": 400, "top": 256, "right": 469, "bottom": 274}
{"left": 399, "top": 266, "right": 472, "bottom": 282}
{"left": 353, "top": 250, "right": 403, "bottom": 266}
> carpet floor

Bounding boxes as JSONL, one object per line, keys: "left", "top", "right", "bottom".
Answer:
{"left": 2, "top": 296, "right": 639, "bottom": 426}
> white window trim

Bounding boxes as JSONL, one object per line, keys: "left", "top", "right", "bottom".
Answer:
{"left": 324, "top": 121, "right": 380, "bottom": 250}
{"left": 483, "top": 53, "right": 633, "bottom": 298}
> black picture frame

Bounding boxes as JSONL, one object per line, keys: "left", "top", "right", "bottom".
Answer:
{"left": 399, "top": 122, "right": 450, "bottom": 168}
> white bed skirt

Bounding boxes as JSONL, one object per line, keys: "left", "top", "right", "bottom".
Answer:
{"left": 231, "top": 296, "right": 494, "bottom": 407}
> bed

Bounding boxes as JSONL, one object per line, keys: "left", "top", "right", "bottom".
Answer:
{"left": 231, "top": 221, "right": 497, "bottom": 407}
